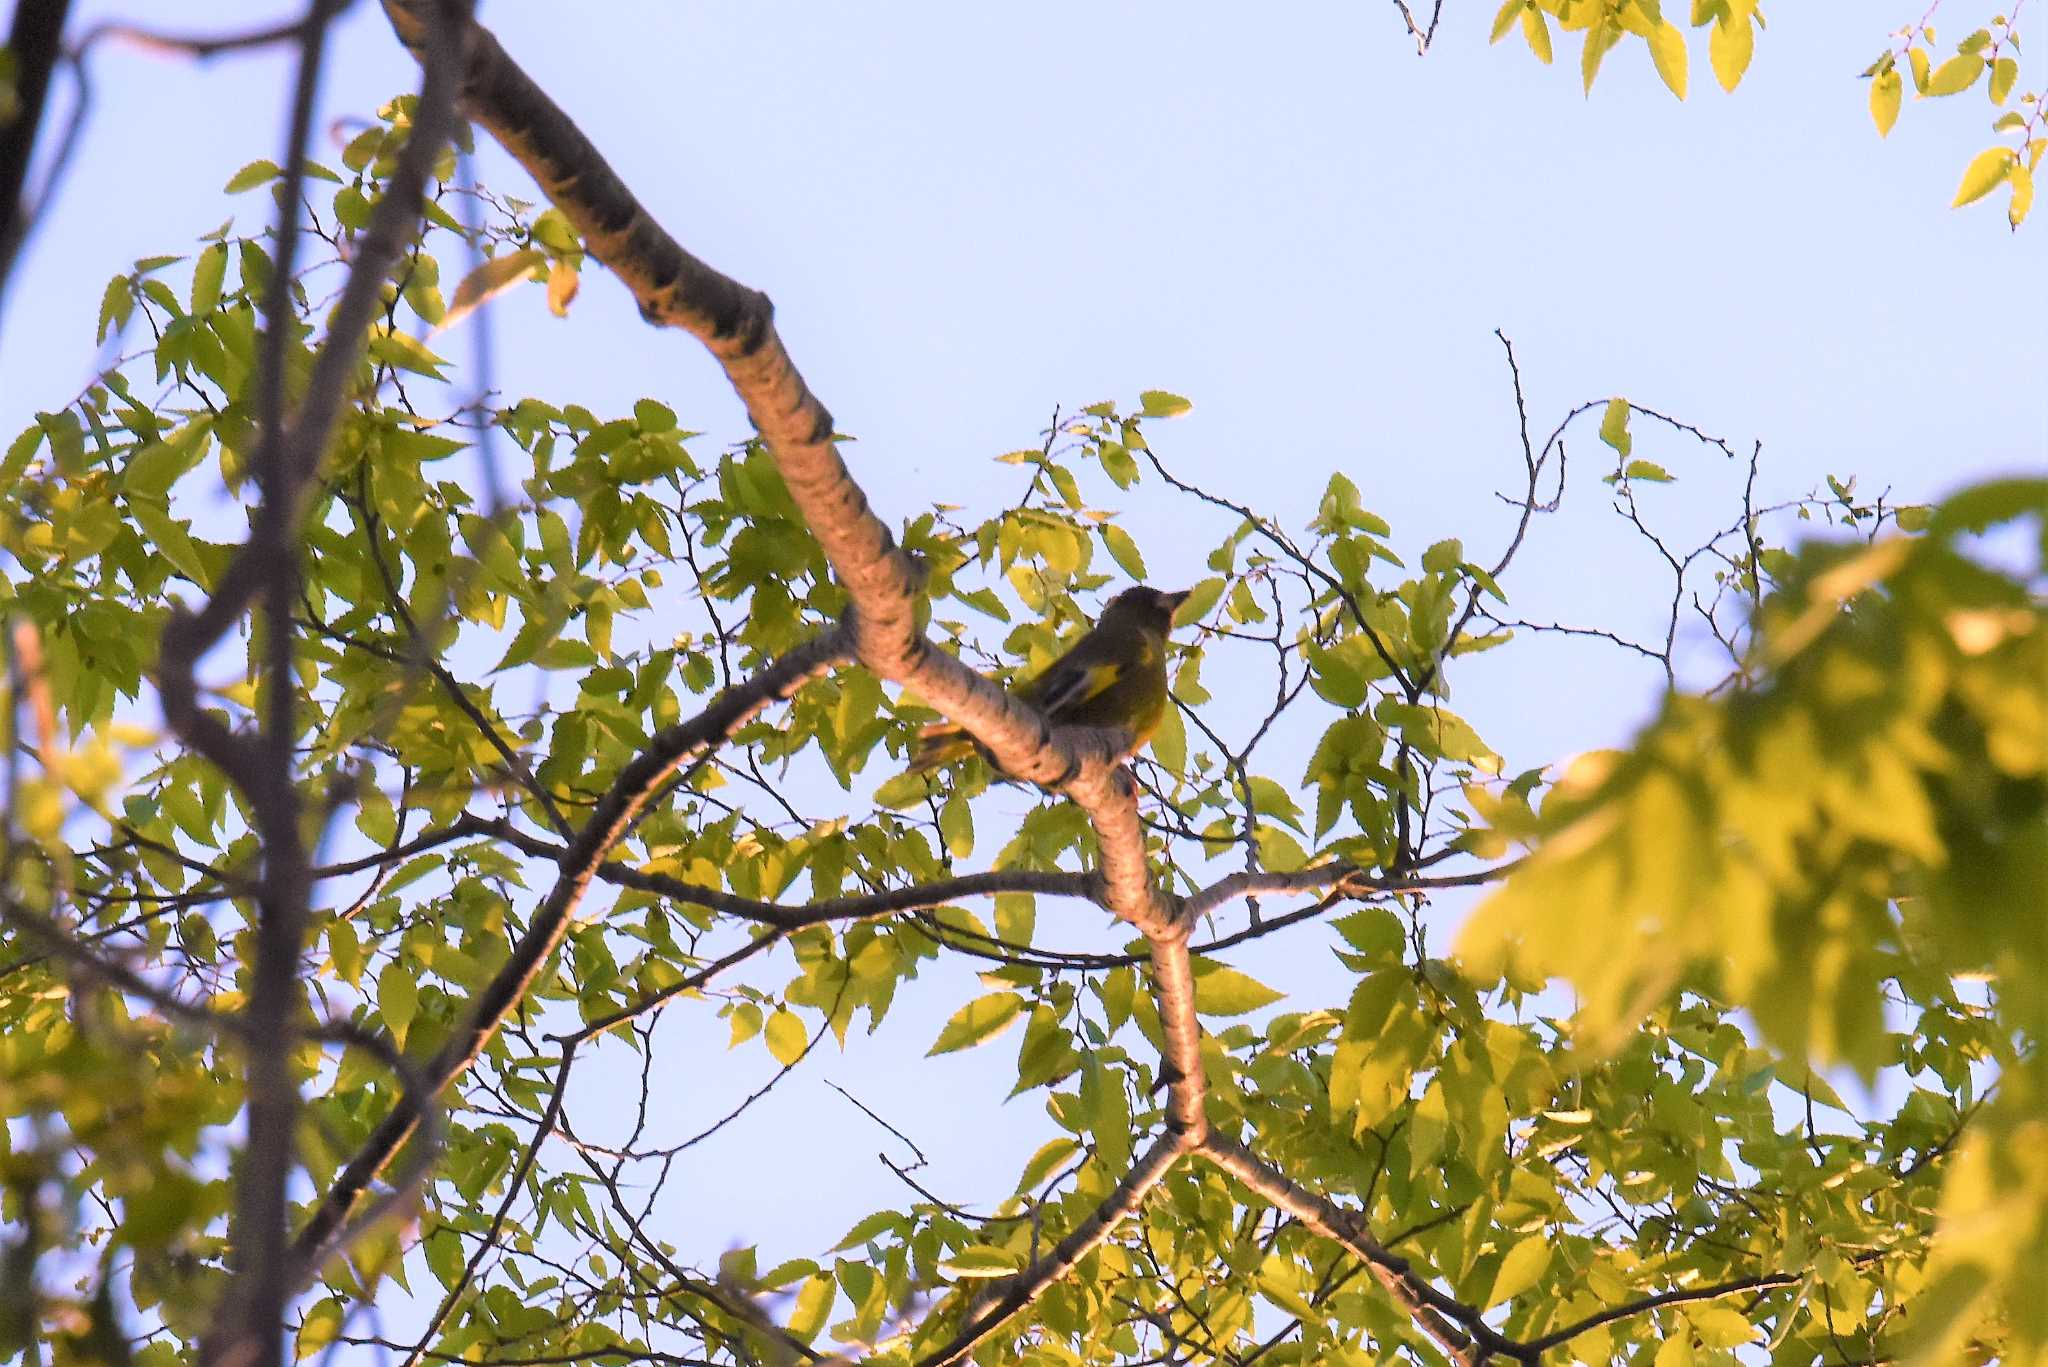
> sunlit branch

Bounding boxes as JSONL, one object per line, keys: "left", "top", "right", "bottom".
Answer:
{"left": 1198, "top": 1132, "right": 1498, "bottom": 1365}
{"left": 918, "top": 1130, "right": 1197, "bottom": 1367}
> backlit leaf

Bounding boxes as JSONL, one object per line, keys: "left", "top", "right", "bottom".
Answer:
{"left": 928, "top": 992, "right": 1026, "bottom": 1054}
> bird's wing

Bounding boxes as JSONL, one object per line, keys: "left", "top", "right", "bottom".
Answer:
{"left": 1026, "top": 655, "right": 1124, "bottom": 718}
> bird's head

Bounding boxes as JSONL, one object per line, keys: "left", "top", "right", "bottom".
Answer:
{"left": 1100, "top": 585, "right": 1193, "bottom": 637}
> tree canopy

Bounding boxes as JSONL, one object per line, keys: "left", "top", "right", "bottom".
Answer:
{"left": 0, "top": 3, "right": 2041, "bottom": 1367}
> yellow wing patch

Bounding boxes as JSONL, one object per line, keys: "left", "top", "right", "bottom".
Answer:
{"left": 1035, "top": 661, "right": 1123, "bottom": 716}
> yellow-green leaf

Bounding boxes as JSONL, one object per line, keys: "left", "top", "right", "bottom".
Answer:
{"left": 1870, "top": 69, "right": 1903, "bottom": 136}
{"left": 928, "top": 991, "right": 1026, "bottom": 1054}
{"left": 1709, "top": 15, "right": 1752, "bottom": 92}
{"left": 1989, "top": 56, "right": 2018, "bottom": 104}
{"left": 1599, "top": 398, "right": 1632, "bottom": 457}
{"left": 436, "top": 247, "right": 545, "bottom": 336}
{"left": 788, "top": 1273, "right": 835, "bottom": 1342}
{"left": 2009, "top": 163, "right": 2034, "bottom": 227}
{"left": 1192, "top": 958, "right": 1285, "bottom": 1016}
{"left": 1490, "top": 0, "right": 1524, "bottom": 43}
{"left": 295, "top": 1299, "right": 343, "bottom": 1359}
{"left": 1487, "top": 1235, "right": 1552, "bottom": 1308}
{"left": 937, "top": 1245, "right": 1023, "bottom": 1279}
{"left": 224, "top": 159, "right": 282, "bottom": 193}
{"left": 1101, "top": 523, "right": 1148, "bottom": 580}
{"left": 1583, "top": 20, "right": 1618, "bottom": 92}
{"left": 1924, "top": 53, "right": 1984, "bottom": 97}
{"left": 547, "top": 260, "right": 580, "bottom": 317}
{"left": 1952, "top": 147, "right": 2014, "bottom": 207}
{"left": 380, "top": 960, "right": 417, "bottom": 1048}
{"left": 190, "top": 243, "right": 227, "bottom": 314}
{"left": 1522, "top": 5, "right": 1553, "bottom": 64}
{"left": 131, "top": 500, "right": 211, "bottom": 588}
{"left": 939, "top": 790, "right": 974, "bottom": 858}
{"left": 765, "top": 1007, "right": 807, "bottom": 1065}
{"left": 728, "top": 1001, "right": 763, "bottom": 1049}
{"left": 1647, "top": 20, "right": 1688, "bottom": 99}
{"left": 1139, "top": 389, "right": 1192, "bottom": 418}
{"left": 1686, "top": 1303, "right": 1757, "bottom": 1348}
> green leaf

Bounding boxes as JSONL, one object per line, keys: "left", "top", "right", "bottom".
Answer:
{"left": 939, "top": 791, "right": 974, "bottom": 859}
{"left": 1150, "top": 694, "right": 1186, "bottom": 773}
{"left": 1178, "top": 576, "right": 1227, "bottom": 624}
{"left": 1487, "top": 1235, "right": 1551, "bottom": 1308}
{"left": 96, "top": 274, "right": 133, "bottom": 343}
{"left": 295, "top": 1299, "right": 343, "bottom": 1359}
{"left": 1, "top": 425, "right": 40, "bottom": 486}
{"left": 1101, "top": 523, "right": 1148, "bottom": 580}
{"left": 367, "top": 330, "right": 449, "bottom": 379}
{"left": 125, "top": 423, "right": 209, "bottom": 498}
{"left": 190, "top": 243, "right": 227, "bottom": 314}
{"left": 224, "top": 159, "right": 282, "bottom": 193}
{"left": 937, "top": 1245, "right": 1023, "bottom": 1279}
{"left": 1686, "top": 1304, "right": 1757, "bottom": 1348}
{"left": 928, "top": 991, "right": 1026, "bottom": 1054}
{"left": 1952, "top": 147, "right": 2014, "bottom": 207}
{"left": 995, "top": 891, "right": 1035, "bottom": 946}
{"left": 1870, "top": 69, "right": 1902, "bottom": 135}
{"left": 788, "top": 1273, "right": 835, "bottom": 1342}
{"left": 1138, "top": 389, "right": 1192, "bottom": 418}
{"left": 130, "top": 500, "right": 210, "bottom": 588}
{"left": 1192, "top": 958, "right": 1284, "bottom": 1016}
{"left": 380, "top": 960, "right": 418, "bottom": 1048}
{"left": 1623, "top": 460, "right": 1674, "bottom": 482}
{"left": 832, "top": 1210, "right": 901, "bottom": 1252}
{"left": 1016, "top": 1136, "right": 1081, "bottom": 1193}
{"left": 765, "top": 1007, "right": 807, "bottom": 1065}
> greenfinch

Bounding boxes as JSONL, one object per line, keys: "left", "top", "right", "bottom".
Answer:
{"left": 907, "top": 585, "right": 1192, "bottom": 773}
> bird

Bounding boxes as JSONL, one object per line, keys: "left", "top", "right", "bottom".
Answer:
{"left": 906, "top": 585, "right": 1193, "bottom": 773}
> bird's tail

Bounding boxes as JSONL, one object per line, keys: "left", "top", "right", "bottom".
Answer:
{"left": 906, "top": 722, "right": 979, "bottom": 774}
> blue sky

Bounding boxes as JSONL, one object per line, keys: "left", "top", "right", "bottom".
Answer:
{"left": 3, "top": 0, "right": 2043, "bottom": 1332}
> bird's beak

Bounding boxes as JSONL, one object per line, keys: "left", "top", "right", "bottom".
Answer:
{"left": 1163, "top": 588, "right": 1194, "bottom": 624}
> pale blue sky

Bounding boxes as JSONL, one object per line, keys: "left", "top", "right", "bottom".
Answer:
{"left": 3, "top": 0, "right": 2042, "bottom": 1336}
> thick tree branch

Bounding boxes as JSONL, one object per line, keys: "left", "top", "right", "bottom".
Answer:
{"left": 367, "top": 13, "right": 1233, "bottom": 1359}
{"left": 0, "top": 0, "right": 73, "bottom": 308}
{"left": 167, "top": 4, "right": 460, "bottom": 1364}
{"left": 372, "top": 0, "right": 1174, "bottom": 940}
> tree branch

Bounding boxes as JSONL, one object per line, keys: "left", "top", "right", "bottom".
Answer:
{"left": 291, "top": 624, "right": 849, "bottom": 1264}
{"left": 485, "top": 819, "right": 1101, "bottom": 930}
{"left": 918, "top": 1129, "right": 1197, "bottom": 1366}
{"left": 1198, "top": 1132, "right": 1509, "bottom": 1365}
{"left": 0, "top": 0, "right": 74, "bottom": 309}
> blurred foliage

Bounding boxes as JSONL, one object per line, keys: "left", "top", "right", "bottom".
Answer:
{"left": 0, "top": 74, "right": 2039, "bottom": 1367}
{"left": 1488, "top": 0, "right": 2042, "bottom": 228}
